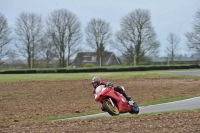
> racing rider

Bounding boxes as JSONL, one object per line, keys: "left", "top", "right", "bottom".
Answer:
{"left": 91, "top": 76, "right": 134, "bottom": 109}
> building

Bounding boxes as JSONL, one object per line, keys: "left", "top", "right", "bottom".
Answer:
{"left": 72, "top": 52, "right": 120, "bottom": 67}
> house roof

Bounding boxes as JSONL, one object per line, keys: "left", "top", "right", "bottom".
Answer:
{"left": 73, "top": 52, "right": 120, "bottom": 66}
{"left": 75, "top": 52, "right": 113, "bottom": 57}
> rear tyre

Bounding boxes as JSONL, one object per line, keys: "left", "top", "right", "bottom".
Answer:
{"left": 103, "top": 100, "right": 119, "bottom": 116}
{"left": 129, "top": 102, "right": 139, "bottom": 114}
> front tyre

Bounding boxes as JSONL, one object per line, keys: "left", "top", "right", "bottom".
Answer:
{"left": 129, "top": 102, "right": 139, "bottom": 114}
{"left": 103, "top": 100, "right": 119, "bottom": 116}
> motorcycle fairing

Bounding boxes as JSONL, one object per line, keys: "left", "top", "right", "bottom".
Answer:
{"left": 95, "top": 85, "right": 131, "bottom": 113}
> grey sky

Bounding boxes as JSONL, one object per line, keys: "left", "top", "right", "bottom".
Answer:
{"left": 0, "top": 0, "right": 200, "bottom": 56}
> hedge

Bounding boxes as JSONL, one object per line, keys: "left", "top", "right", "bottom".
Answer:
{"left": 0, "top": 65, "right": 199, "bottom": 74}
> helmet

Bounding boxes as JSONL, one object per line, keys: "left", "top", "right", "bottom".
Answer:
{"left": 92, "top": 76, "right": 101, "bottom": 88}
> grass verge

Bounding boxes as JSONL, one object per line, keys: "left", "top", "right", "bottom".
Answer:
{"left": 1, "top": 70, "right": 200, "bottom": 82}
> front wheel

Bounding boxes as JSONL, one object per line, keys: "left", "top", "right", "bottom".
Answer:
{"left": 103, "top": 100, "right": 119, "bottom": 116}
{"left": 129, "top": 102, "right": 139, "bottom": 114}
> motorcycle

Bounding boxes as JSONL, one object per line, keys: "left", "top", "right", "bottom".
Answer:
{"left": 94, "top": 85, "right": 139, "bottom": 116}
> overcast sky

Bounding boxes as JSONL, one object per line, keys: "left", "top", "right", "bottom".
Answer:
{"left": 1, "top": 0, "right": 200, "bottom": 57}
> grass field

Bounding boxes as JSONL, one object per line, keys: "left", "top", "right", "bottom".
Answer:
{"left": 1, "top": 70, "right": 200, "bottom": 132}
{"left": 1, "top": 70, "right": 200, "bottom": 82}
{"left": 1, "top": 71, "right": 164, "bottom": 82}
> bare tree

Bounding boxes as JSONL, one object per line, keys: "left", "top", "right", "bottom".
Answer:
{"left": 15, "top": 12, "right": 43, "bottom": 68}
{"left": 0, "top": 13, "right": 12, "bottom": 65}
{"left": 39, "top": 33, "right": 57, "bottom": 68}
{"left": 114, "top": 9, "right": 160, "bottom": 65}
{"left": 185, "top": 9, "right": 200, "bottom": 54}
{"left": 85, "top": 18, "right": 112, "bottom": 66}
{"left": 46, "top": 9, "right": 82, "bottom": 67}
{"left": 165, "top": 33, "right": 181, "bottom": 63}
{"left": 6, "top": 50, "right": 24, "bottom": 68}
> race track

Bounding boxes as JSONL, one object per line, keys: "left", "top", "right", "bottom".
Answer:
{"left": 59, "top": 96, "right": 200, "bottom": 121}
{"left": 162, "top": 70, "right": 200, "bottom": 76}
{"left": 58, "top": 70, "right": 200, "bottom": 121}
{"left": 139, "top": 97, "right": 200, "bottom": 114}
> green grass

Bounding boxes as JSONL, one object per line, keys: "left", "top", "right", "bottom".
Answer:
{"left": 1, "top": 70, "right": 200, "bottom": 82}
{"left": 123, "top": 108, "right": 200, "bottom": 118}
{"left": 145, "top": 108, "right": 200, "bottom": 115}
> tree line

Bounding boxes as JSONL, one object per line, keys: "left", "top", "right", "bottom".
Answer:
{"left": 0, "top": 8, "right": 200, "bottom": 68}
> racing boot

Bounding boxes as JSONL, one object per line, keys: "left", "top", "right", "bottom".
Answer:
{"left": 121, "top": 91, "right": 131, "bottom": 101}
{"left": 121, "top": 91, "right": 134, "bottom": 106}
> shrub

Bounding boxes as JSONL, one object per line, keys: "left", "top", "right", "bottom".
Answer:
{"left": 83, "top": 63, "right": 95, "bottom": 67}
{"left": 122, "top": 62, "right": 128, "bottom": 66}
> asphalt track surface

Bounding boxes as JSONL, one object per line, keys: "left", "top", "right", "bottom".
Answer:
{"left": 59, "top": 70, "right": 200, "bottom": 121}
{"left": 59, "top": 96, "right": 200, "bottom": 121}
{"left": 162, "top": 70, "right": 200, "bottom": 76}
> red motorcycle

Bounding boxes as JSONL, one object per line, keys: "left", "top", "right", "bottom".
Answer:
{"left": 94, "top": 85, "right": 139, "bottom": 116}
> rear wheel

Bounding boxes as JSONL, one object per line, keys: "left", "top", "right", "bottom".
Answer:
{"left": 103, "top": 100, "right": 119, "bottom": 116}
{"left": 129, "top": 102, "right": 139, "bottom": 114}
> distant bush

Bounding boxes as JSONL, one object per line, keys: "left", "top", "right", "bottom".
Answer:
{"left": 122, "top": 62, "right": 128, "bottom": 66}
{"left": 83, "top": 63, "right": 95, "bottom": 67}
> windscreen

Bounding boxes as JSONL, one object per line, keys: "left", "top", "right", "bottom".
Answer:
{"left": 95, "top": 85, "right": 104, "bottom": 94}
